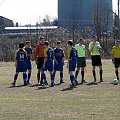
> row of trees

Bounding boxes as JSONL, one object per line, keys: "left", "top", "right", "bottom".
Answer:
{"left": 0, "top": 27, "right": 114, "bottom": 61}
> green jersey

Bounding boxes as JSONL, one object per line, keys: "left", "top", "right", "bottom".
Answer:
{"left": 89, "top": 41, "right": 101, "bottom": 56}
{"left": 75, "top": 44, "right": 85, "bottom": 57}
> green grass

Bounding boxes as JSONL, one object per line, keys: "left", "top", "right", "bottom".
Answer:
{"left": 0, "top": 60, "right": 120, "bottom": 120}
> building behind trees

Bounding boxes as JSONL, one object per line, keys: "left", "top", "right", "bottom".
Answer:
{"left": 58, "top": 0, "right": 113, "bottom": 35}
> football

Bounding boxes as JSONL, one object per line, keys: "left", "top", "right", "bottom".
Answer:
{"left": 112, "top": 79, "right": 119, "bottom": 85}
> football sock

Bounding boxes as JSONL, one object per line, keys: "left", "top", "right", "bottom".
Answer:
{"left": 115, "top": 70, "right": 119, "bottom": 80}
{"left": 92, "top": 70, "right": 96, "bottom": 81}
{"left": 60, "top": 71, "right": 63, "bottom": 81}
{"left": 37, "top": 73, "right": 40, "bottom": 83}
{"left": 51, "top": 73, "right": 54, "bottom": 83}
{"left": 99, "top": 70, "right": 103, "bottom": 80}
{"left": 53, "top": 72, "right": 56, "bottom": 78}
{"left": 42, "top": 73, "right": 46, "bottom": 81}
{"left": 23, "top": 73, "right": 27, "bottom": 84}
{"left": 40, "top": 73, "right": 43, "bottom": 84}
{"left": 13, "top": 74, "right": 18, "bottom": 83}
{"left": 70, "top": 75, "right": 75, "bottom": 85}
{"left": 81, "top": 71, "right": 84, "bottom": 81}
{"left": 75, "top": 70, "right": 79, "bottom": 79}
{"left": 27, "top": 73, "right": 31, "bottom": 83}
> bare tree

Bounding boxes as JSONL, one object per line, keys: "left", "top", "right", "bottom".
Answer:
{"left": 92, "top": 1, "right": 109, "bottom": 41}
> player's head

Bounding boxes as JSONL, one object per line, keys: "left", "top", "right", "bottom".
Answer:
{"left": 115, "top": 40, "right": 120, "bottom": 46}
{"left": 19, "top": 42, "right": 24, "bottom": 48}
{"left": 79, "top": 38, "right": 84, "bottom": 44}
{"left": 67, "top": 40, "right": 73, "bottom": 47}
{"left": 26, "top": 41, "right": 31, "bottom": 47}
{"left": 92, "top": 35, "right": 97, "bottom": 42}
{"left": 44, "top": 41, "right": 49, "bottom": 48}
{"left": 39, "top": 36, "right": 44, "bottom": 43}
{"left": 56, "top": 41, "right": 61, "bottom": 48}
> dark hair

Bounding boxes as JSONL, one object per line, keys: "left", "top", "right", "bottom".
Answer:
{"left": 44, "top": 41, "right": 49, "bottom": 46}
{"left": 92, "top": 35, "right": 97, "bottom": 38}
{"left": 19, "top": 42, "right": 24, "bottom": 48}
{"left": 79, "top": 38, "right": 84, "bottom": 41}
{"left": 116, "top": 40, "right": 120, "bottom": 42}
{"left": 39, "top": 36, "right": 44, "bottom": 40}
{"left": 26, "top": 41, "right": 30, "bottom": 44}
{"left": 56, "top": 41, "right": 61, "bottom": 44}
{"left": 68, "top": 40, "right": 73, "bottom": 46}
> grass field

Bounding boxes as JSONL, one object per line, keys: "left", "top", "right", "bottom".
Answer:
{"left": 0, "top": 60, "right": 120, "bottom": 120}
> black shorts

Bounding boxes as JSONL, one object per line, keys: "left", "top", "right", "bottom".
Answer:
{"left": 77, "top": 57, "right": 86, "bottom": 68}
{"left": 91, "top": 55, "right": 102, "bottom": 66}
{"left": 37, "top": 57, "right": 44, "bottom": 69}
{"left": 114, "top": 58, "right": 120, "bottom": 68}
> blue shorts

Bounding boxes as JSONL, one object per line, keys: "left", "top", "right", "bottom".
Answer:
{"left": 16, "top": 62, "right": 27, "bottom": 72}
{"left": 69, "top": 60, "right": 76, "bottom": 71}
{"left": 54, "top": 62, "right": 63, "bottom": 71}
{"left": 44, "top": 60, "right": 53, "bottom": 72}
{"left": 26, "top": 60, "right": 32, "bottom": 70}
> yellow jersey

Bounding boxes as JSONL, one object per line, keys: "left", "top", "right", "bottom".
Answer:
{"left": 111, "top": 45, "right": 120, "bottom": 58}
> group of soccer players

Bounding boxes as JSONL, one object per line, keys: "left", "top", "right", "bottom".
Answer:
{"left": 11, "top": 35, "right": 120, "bottom": 88}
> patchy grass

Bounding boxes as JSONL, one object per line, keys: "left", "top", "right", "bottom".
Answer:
{"left": 0, "top": 60, "right": 120, "bottom": 120}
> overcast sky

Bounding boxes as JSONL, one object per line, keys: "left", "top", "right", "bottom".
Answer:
{"left": 0, "top": 0, "right": 118, "bottom": 25}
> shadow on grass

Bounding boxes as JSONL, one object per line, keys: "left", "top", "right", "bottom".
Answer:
{"left": 54, "top": 82, "right": 65, "bottom": 86}
{"left": 61, "top": 87, "right": 74, "bottom": 91}
{"left": 28, "top": 84, "right": 38, "bottom": 87}
{"left": 8, "top": 84, "right": 28, "bottom": 88}
{"left": 86, "top": 82, "right": 98, "bottom": 86}
{"left": 35, "top": 86, "right": 50, "bottom": 90}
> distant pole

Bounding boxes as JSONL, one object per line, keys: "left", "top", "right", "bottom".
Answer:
{"left": 118, "top": 0, "right": 119, "bottom": 19}
{"left": 118, "top": 0, "right": 120, "bottom": 39}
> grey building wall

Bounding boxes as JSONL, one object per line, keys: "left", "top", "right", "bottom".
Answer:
{"left": 58, "top": 0, "right": 113, "bottom": 32}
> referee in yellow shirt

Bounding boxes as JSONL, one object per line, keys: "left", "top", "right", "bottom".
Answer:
{"left": 111, "top": 40, "right": 120, "bottom": 81}
{"left": 75, "top": 38, "right": 86, "bottom": 84}
{"left": 89, "top": 35, "right": 103, "bottom": 82}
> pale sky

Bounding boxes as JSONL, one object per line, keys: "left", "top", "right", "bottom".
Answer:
{"left": 0, "top": 0, "right": 118, "bottom": 25}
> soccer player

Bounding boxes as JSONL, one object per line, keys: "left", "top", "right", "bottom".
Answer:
{"left": 43, "top": 41, "right": 55, "bottom": 87}
{"left": 111, "top": 40, "right": 120, "bottom": 81}
{"left": 54, "top": 41, "right": 65, "bottom": 84}
{"left": 67, "top": 40, "right": 78, "bottom": 88}
{"left": 89, "top": 35, "right": 103, "bottom": 82}
{"left": 11, "top": 42, "right": 27, "bottom": 86}
{"left": 34, "top": 37, "right": 47, "bottom": 85}
{"left": 24, "top": 41, "right": 32, "bottom": 85}
{"left": 75, "top": 38, "right": 86, "bottom": 84}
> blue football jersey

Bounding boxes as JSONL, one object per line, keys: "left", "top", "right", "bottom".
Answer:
{"left": 24, "top": 47, "right": 32, "bottom": 60}
{"left": 45, "top": 47, "right": 54, "bottom": 60}
{"left": 69, "top": 47, "right": 78, "bottom": 60}
{"left": 54, "top": 48, "right": 64, "bottom": 61}
{"left": 15, "top": 48, "right": 27, "bottom": 62}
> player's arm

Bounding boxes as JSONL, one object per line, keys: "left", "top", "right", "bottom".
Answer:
{"left": 14, "top": 51, "right": 18, "bottom": 67}
{"left": 30, "top": 48, "right": 33, "bottom": 59}
{"left": 89, "top": 42, "right": 95, "bottom": 53}
{"left": 54, "top": 51, "right": 58, "bottom": 65}
{"left": 62, "top": 50, "right": 65, "bottom": 65}
{"left": 35, "top": 45, "right": 39, "bottom": 60}
{"left": 111, "top": 48, "right": 115, "bottom": 64}
{"left": 34, "top": 45, "right": 38, "bottom": 63}
{"left": 67, "top": 49, "right": 71, "bottom": 68}
{"left": 43, "top": 49, "right": 47, "bottom": 68}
